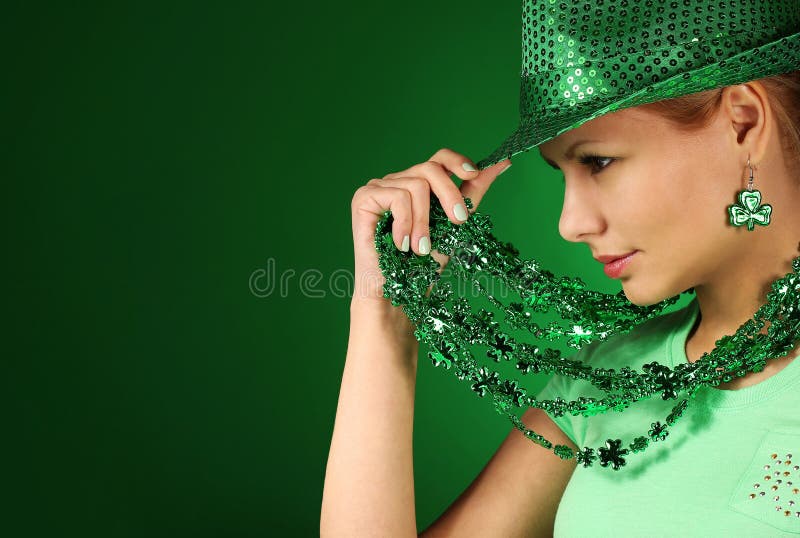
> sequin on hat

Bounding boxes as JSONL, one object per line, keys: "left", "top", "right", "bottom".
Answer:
{"left": 475, "top": 0, "right": 800, "bottom": 170}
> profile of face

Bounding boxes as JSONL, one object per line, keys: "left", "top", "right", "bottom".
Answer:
{"left": 537, "top": 96, "right": 762, "bottom": 307}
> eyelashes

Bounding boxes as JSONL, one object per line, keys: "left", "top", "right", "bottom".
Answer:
{"left": 577, "top": 154, "right": 615, "bottom": 174}
{"left": 548, "top": 154, "right": 615, "bottom": 183}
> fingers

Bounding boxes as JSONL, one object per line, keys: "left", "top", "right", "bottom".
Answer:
{"left": 366, "top": 176, "right": 434, "bottom": 256}
{"left": 387, "top": 148, "right": 512, "bottom": 214}
{"left": 351, "top": 183, "right": 413, "bottom": 254}
{"left": 380, "top": 164, "right": 469, "bottom": 230}
{"left": 459, "top": 158, "right": 512, "bottom": 214}
{"left": 384, "top": 147, "right": 480, "bottom": 183}
{"left": 427, "top": 147, "right": 483, "bottom": 179}
{"left": 356, "top": 148, "right": 512, "bottom": 261}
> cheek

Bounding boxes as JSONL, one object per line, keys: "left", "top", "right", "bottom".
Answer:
{"left": 627, "top": 163, "right": 731, "bottom": 256}
{"left": 669, "top": 137, "right": 736, "bottom": 214}
{"left": 611, "top": 167, "right": 678, "bottom": 228}
{"left": 630, "top": 156, "right": 722, "bottom": 226}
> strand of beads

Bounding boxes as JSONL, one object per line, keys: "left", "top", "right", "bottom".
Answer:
{"left": 375, "top": 197, "right": 800, "bottom": 469}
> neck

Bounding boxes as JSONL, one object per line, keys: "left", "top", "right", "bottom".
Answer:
{"left": 687, "top": 238, "right": 800, "bottom": 371}
{"left": 692, "top": 166, "right": 800, "bottom": 346}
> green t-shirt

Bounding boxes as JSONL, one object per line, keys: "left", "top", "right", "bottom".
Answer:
{"left": 537, "top": 296, "right": 800, "bottom": 536}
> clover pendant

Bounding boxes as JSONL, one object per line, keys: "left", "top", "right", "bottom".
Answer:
{"left": 728, "top": 189, "right": 773, "bottom": 231}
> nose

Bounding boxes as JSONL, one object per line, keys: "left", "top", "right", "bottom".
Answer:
{"left": 558, "top": 178, "right": 606, "bottom": 243}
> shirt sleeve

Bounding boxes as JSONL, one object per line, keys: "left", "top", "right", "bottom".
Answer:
{"left": 535, "top": 368, "right": 580, "bottom": 448}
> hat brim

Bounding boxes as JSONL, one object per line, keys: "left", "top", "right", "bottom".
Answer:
{"left": 475, "top": 31, "right": 800, "bottom": 171}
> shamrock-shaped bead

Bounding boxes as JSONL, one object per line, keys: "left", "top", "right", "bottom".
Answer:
{"left": 553, "top": 445, "right": 574, "bottom": 460}
{"left": 649, "top": 421, "right": 669, "bottom": 442}
{"left": 643, "top": 361, "right": 679, "bottom": 400}
{"left": 666, "top": 400, "right": 689, "bottom": 426}
{"left": 576, "top": 447, "right": 597, "bottom": 468}
{"left": 598, "top": 439, "right": 629, "bottom": 470}
{"left": 470, "top": 367, "right": 500, "bottom": 398}
{"left": 630, "top": 436, "right": 650, "bottom": 453}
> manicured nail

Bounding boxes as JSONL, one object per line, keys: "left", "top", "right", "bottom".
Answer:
{"left": 419, "top": 236, "right": 431, "bottom": 255}
{"left": 497, "top": 162, "right": 512, "bottom": 176}
{"left": 453, "top": 203, "right": 468, "bottom": 222}
{"left": 400, "top": 234, "right": 409, "bottom": 252}
{"left": 462, "top": 162, "right": 477, "bottom": 172}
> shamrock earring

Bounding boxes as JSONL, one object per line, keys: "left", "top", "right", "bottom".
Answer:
{"left": 727, "top": 157, "right": 773, "bottom": 231}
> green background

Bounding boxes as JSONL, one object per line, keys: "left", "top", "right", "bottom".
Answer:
{"left": 3, "top": 2, "right": 635, "bottom": 536}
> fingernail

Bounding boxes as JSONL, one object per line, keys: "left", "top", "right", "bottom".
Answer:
{"left": 419, "top": 236, "right": 431, "bottom": 255}
{"left": 498, "top": 162, "right": 512, "bottom": 176}
{"left": 453, "top": 203, "right": 468, "bottom": 222}
{"left": 400, "top": 234, "right": 409, "bottom": 252}
{"left": 462, "top": 162, "right": 477, "bottom": 172}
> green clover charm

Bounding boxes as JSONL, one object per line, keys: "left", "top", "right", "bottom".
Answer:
{"left": 727, "top": 189, "right": 773, "bottom": 231}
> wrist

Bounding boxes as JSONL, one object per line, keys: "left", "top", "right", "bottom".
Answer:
{"left": 349, "top": 296, "right": 420, "bottom": 352}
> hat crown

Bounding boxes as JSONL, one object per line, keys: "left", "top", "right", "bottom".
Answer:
{"left": 474, "top": 0, "right": 800, "bottom": 170}
{"left": 523, "top": 0, "right": 800, "bottom": 75}
{"left": 519, "top": 0, "right": 800, "bottom": 117}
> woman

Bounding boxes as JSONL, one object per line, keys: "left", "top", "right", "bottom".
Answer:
{"left": 322, "top": 1, "right": 800, "bottom": 535}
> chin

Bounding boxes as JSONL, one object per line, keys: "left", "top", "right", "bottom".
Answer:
{"left": 620, "top": 280, "right": 673, "bottom": 308}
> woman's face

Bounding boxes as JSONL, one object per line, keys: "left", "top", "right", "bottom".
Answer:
{"left": 537, "top": 104, "right": 746, "bottom": 307}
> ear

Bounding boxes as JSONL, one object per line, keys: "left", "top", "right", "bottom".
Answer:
{"left": 721, "top": 82, "right": 772, "bottom": 166}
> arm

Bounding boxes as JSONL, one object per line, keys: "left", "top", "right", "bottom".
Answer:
{"left": 320, "top": 297, "right": 420, "bottom": 537}
{"left": 323, "top": 148, "right": 514, "bottom": 536}
{"left": 419, "top": 406, "right": 578, "bottom": 537}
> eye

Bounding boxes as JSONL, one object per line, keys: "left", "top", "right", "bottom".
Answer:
{"left": 577, "top": 154, "right": 615, "bottom": 174}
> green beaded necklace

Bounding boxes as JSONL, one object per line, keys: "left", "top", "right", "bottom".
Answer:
{"left": 376, "top": 197, "right": 800, "bottom": 471}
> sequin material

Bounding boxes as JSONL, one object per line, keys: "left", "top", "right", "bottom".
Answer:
{"left": 475, "top": 0, "right": 800, "bottom": 170}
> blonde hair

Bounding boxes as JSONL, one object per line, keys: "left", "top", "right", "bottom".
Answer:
{"left": 640, "top": 70, "right": 800, "bottom": 169}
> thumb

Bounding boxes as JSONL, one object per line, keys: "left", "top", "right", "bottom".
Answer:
{"left": 459, "top": 158, "right": 512, "bottom": 213}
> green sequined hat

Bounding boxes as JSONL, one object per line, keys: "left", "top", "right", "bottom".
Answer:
{"left": 475, "top": 0, "right": 800, "bottom": 171}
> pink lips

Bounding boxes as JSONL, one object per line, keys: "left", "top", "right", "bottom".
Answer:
{"left": 597, "top": 251, "right": 637, "bottom": 278}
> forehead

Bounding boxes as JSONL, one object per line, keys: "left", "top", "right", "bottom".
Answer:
{"left": 538, "top": 106, "right": 659, "bottom": 155}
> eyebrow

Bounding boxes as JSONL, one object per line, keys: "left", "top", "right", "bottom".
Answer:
{"left": 539, "top": 139, "right": 600, "bottom": 169}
